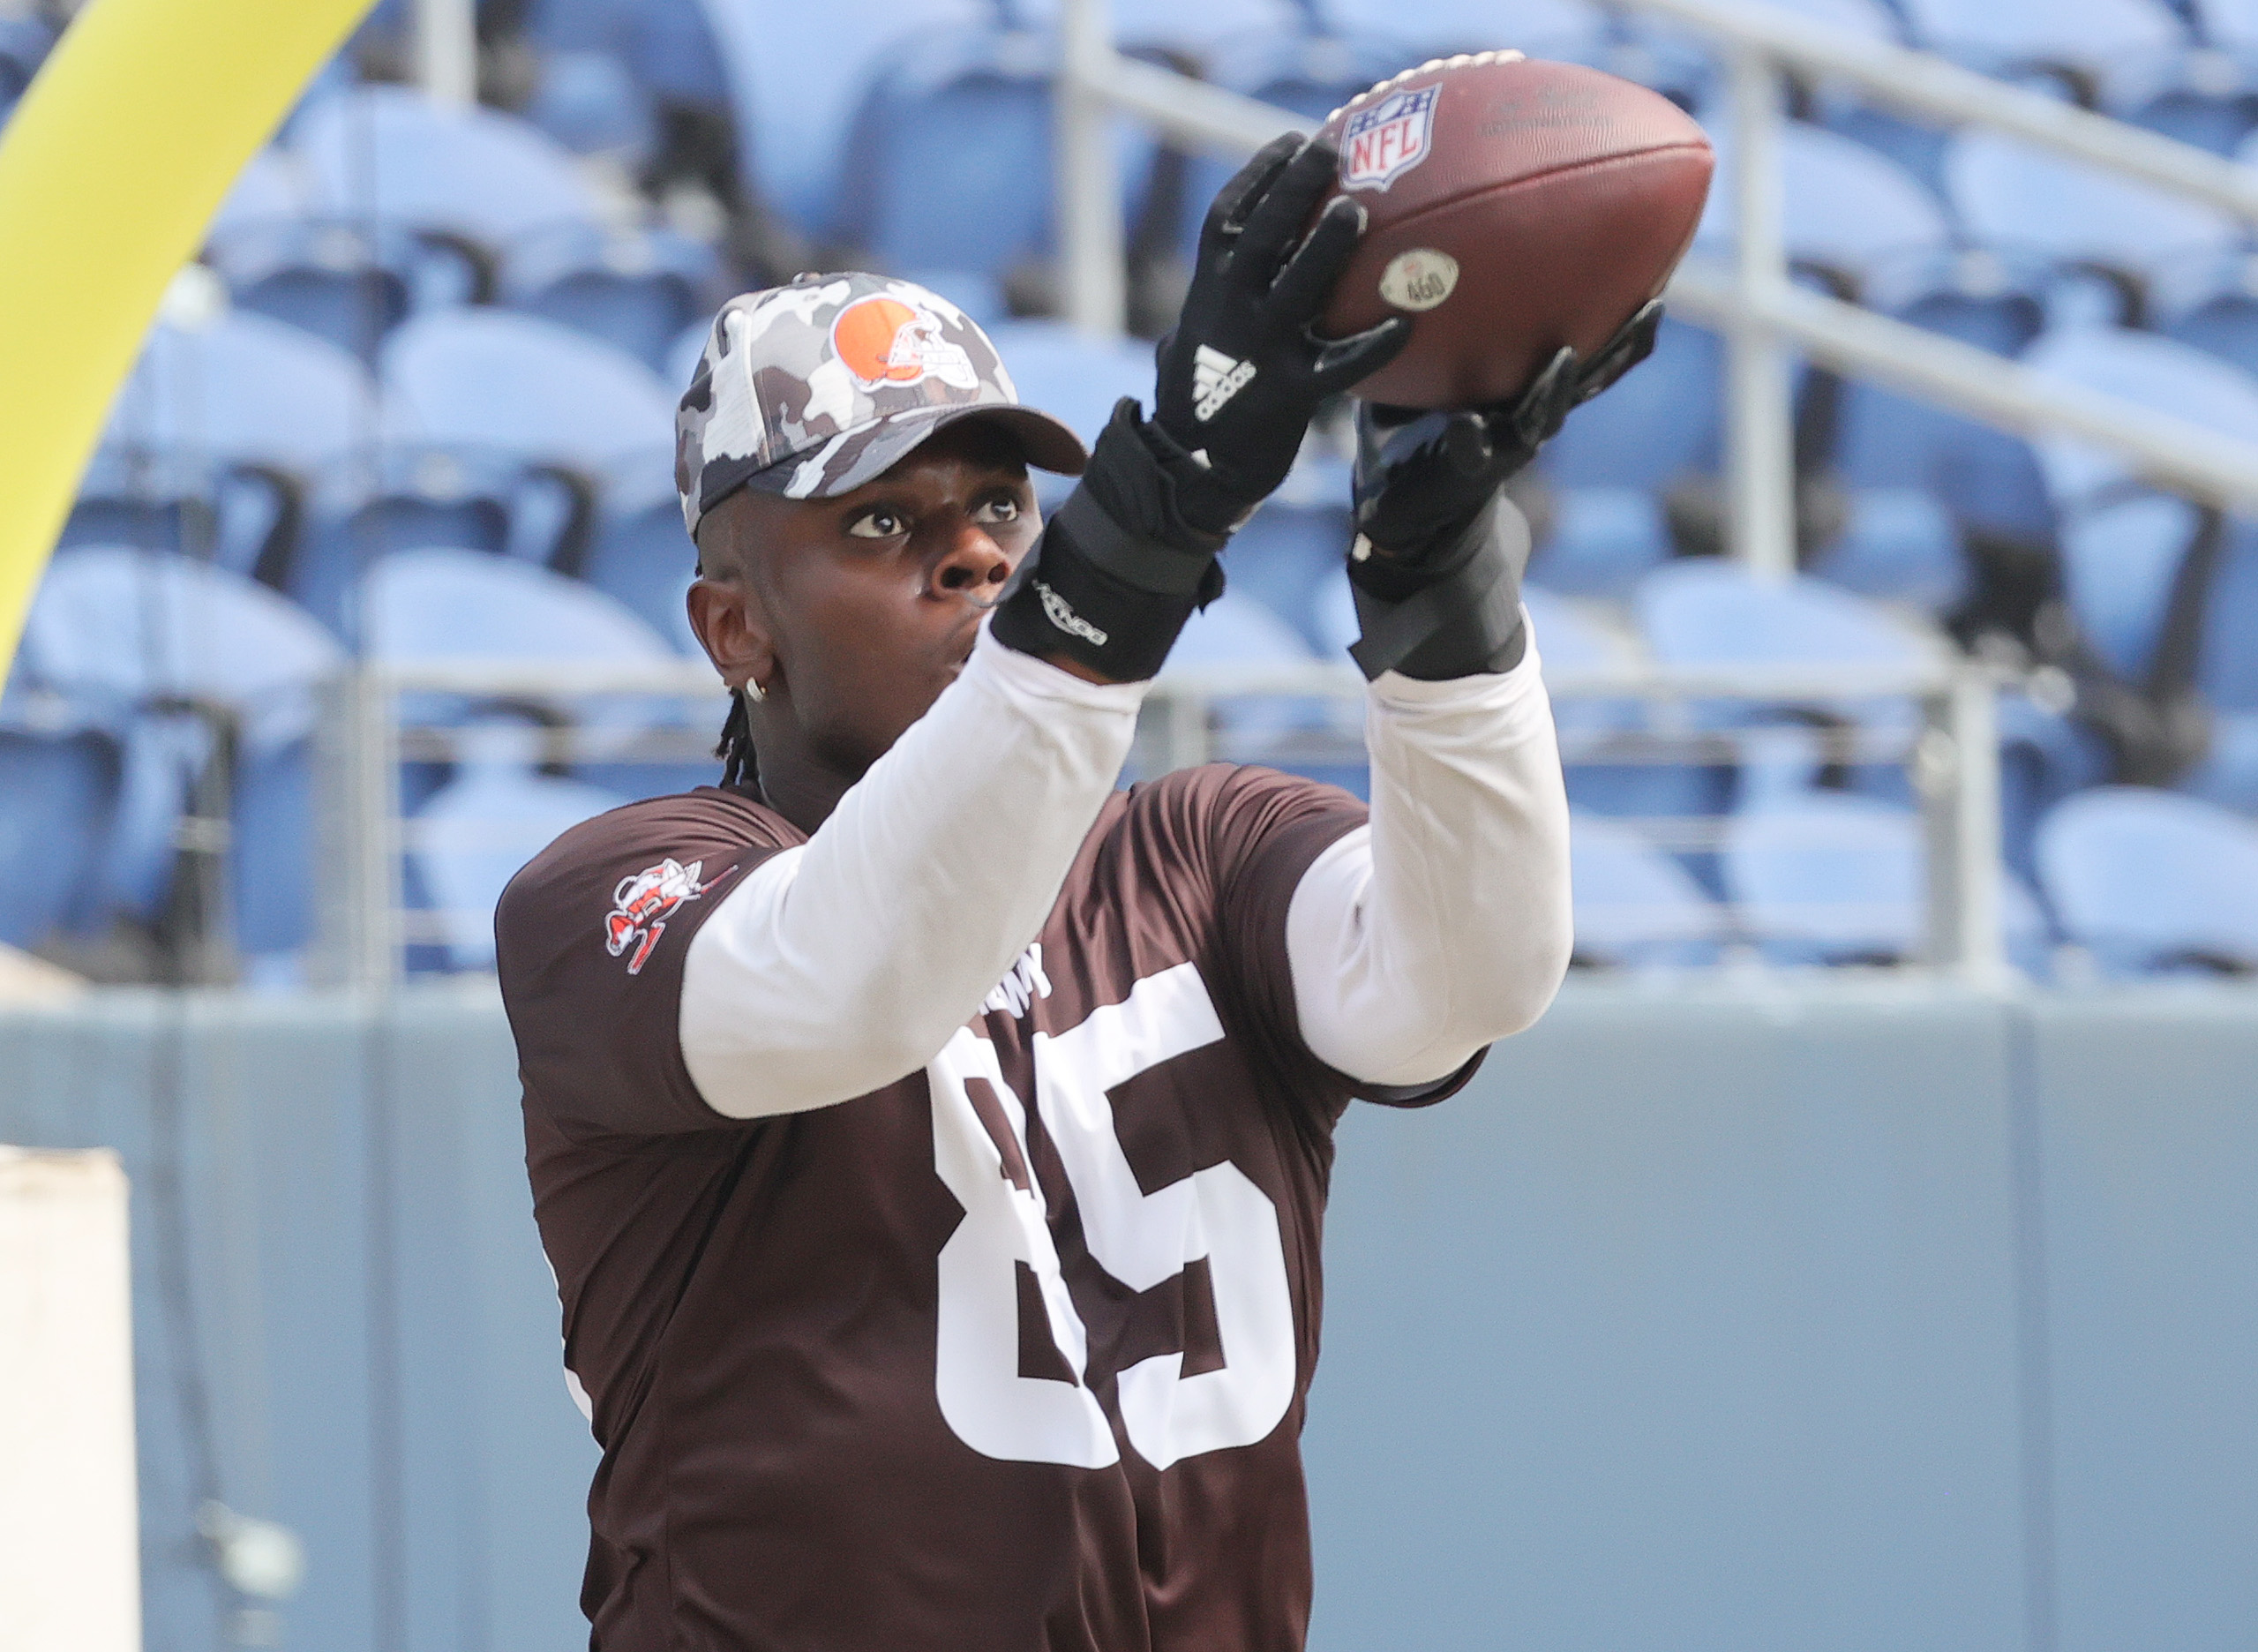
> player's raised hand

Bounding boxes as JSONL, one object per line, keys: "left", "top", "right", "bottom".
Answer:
{"left": 1340, "top": 302, "right": 1661, "bottom": 681}
{"left": 1350, "top": 300, "right": 1662, "bottom": 567}
{"left": 1152, "top": 133, "right": 1412, "bottom": 531}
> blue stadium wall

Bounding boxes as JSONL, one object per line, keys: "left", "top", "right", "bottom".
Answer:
{"left": 1, "top": 981, "right": 2251, "bottom": 1652}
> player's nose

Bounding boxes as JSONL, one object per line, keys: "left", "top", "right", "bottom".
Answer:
{"left": 926, "top": 516, "right": 1014, "bottom": 599}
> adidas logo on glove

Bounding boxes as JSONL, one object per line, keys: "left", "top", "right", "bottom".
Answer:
{"left": 1191, "top": 345, "right": 1257, "bottom": 422}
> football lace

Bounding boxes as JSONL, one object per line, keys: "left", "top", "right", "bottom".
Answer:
{"left": 1325, "top": 49, "right": 1527, "bottom": 125}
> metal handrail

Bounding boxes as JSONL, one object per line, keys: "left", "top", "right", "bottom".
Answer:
{"left": 1628, "top": 0, "right": 2258, "bottom": 222}
{"left": 1666, "top": 258, "right": 2258, "bottom": 514}
{"left": 318, "top": 657, "right": 2011, "bottom": 986}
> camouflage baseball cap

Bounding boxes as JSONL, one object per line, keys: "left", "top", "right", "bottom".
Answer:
{"left": 674, "top": 273, "right": 1088, "bottom": 535}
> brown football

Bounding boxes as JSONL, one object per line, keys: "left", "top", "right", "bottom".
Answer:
{"left": 1314, "top": 53, "right": 1714, "bottom": 409}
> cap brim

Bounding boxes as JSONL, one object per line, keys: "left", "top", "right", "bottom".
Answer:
{"left": 744, "top": 402, "right": 1089, "bottom": 502}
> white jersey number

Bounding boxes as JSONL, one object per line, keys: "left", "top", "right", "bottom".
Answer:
{"left": 928, "top": 962, "right": 1295, "bottom": 1470}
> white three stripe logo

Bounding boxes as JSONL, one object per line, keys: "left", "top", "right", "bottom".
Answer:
{"left": 1191, "top": 344, "right": 1257, "bottom": 422}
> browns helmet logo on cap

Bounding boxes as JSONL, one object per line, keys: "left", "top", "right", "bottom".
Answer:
{"left": 830, "top": 295, "right": 981, "bottom": 391}
{"left": 673, "top": 272, "right": 1089, "bottom": 531}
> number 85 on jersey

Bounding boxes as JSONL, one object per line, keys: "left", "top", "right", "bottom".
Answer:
{"left": 927, "top": 963, "right": 1296, "bottom": 1471}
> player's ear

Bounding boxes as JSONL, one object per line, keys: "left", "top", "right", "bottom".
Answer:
{"left": 686, "top": 551, "right": 779, "bottom": 695}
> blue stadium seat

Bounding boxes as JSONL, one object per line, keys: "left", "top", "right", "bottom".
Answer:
{"left": 380, "top": 309, "right": 678, "bottom": 469}
{"left": 1567, "top": 809, "right": 1726, "bottom": 969}
{"left": 1998, "top": 688, "right": 2113, "bottom": 888}
{"left": 409, "top": 733, "right": 630, "bottom": 971}
{"left": 1635, "top": 559, "right": 1930, "bottom": 812}
{"left": 14, "top": 548, "right": 345, "bottom": 959}
{"left": 982, "top": 319, "right": 1152, "bottom": 506}
{"left": 2037, "top": 785, "right": 2258, "bottom": 972}
{"left": 293, "top": 86, "right": 604, "bottom": 251}
{"left": 840, "top": 26, "right": 1155, "bottom": 283}
{"left": 581, "top": 447, "right": 702, "bottom": 656}
{"left": 363, "top": 545, "right": 689, "bottom": 742}
{"left": 2185, "top": 516, "right": 2258, "bottom": 810}
{"left": 1898, "top": 0, "right": 2188, "bottom": 77}
{"left": 100, "top": 306, "right": 379, "bottom": 472}
{"left": 2154, "top": 133, "right": 2258, "bottom": 372}
{"left": 1698, "top": 122, "right": 1949, "bottom": 285}
{"left": 701, "top": 0, "right": 992, "bottom": 237}
{"left": 2202, "top": 0, "right": 2258, "bottom": 45}
{"left": 1084, "top": 0, "right": 1311, "bottom": 56}
{"left": 64, "top": 449, "right": 299, "bottom": 587}
{"left": 297, "top": 446, "right": 587, "bottom": 636}
{"left": 525, "top": 0, "right": 731, "bottom": 109}
{"left": 2021, "top": 328, "right": 2258, "bottom": 683}
{"left": 500, "top": 221, "right": 721, "bottom": 372}
{"left": 984, "top": 320, "right": 1155, "bottom": 445}
{"left": 2108, "top": 46, "right": 2258, "bottom": 153}
{"left": 205, "top": 217, "right": 441, "bottom": 358}
{"left": 1808, "top": 487, "right": 1966, "bottom": 612}
{"left": 1228, "top": 499, "right": 1353, "bottom": 657}
{"left": 361, "top": 545, "right": 679, "bottom": 668}
{"left": 0, "top": 728, "right": 120, "bottom": 951}
{"left": 526, "top": 49, "right": 657, "bottom": 161}
{"left": 1830, "top": 319, "right": 2057, "bottom": 557}
{"left": 1311, "top": 0, "right": 1600, "bottom": 55}
{"left": 2057, "top": 494, "right": 2205, "bottom": 681}
{"left": 1745, "top": 0, "right": 1901, "bottom": 39}
{"left": 1161, "top": 590, "right": 1345, "bottom": 769}
{"left": 1536, "top": 316, "right": 1721, "bottom": 594}
{"left": 1945, "top": 131, "right": 2237, "bottom": 325}
{"left": 1634, "top": 559, "right": 1929, "bottom": 677}
{"left": 1724, "top": 792, "right": 1924, "bottom": 964}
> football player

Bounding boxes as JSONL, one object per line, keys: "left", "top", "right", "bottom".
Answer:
{"left": 497, "top": 134, "right": 1654, "bottom": 1649}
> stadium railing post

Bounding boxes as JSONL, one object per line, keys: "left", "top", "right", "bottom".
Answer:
{"left": 1723, "top": 43, "right": 1798, "bottom": 586}
{"left": 1919, "top": 668, "right": 2008, "bottom": 981}
{"left": 1057, "top": 0, "right": 1128, "bottom": 337}
{"left": 314, "top": 668, "right": 403, "bottom": 993}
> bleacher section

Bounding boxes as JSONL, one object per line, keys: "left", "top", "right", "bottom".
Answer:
{"left": 5, "top": 0, "right": 2258, "bottom": 983}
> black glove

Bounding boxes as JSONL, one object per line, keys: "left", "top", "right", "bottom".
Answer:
{"left": 992, "top": 136, "right": 1408, "bottom": 682}
{"left": 1345, "top": 301, "right": 1663, "bottom": 681}
{"left": 1152, "top": 133, "right": 1412, "bottom": 534}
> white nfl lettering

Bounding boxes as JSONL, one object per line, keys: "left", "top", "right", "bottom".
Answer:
{"left": 1340, "top": 84, "right": 1438, "bottom": 191}
{"left": 1191, "top": 343, "right": 1257, "bottom": 422}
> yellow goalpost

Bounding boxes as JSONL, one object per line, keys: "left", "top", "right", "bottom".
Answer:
{"left": 0, "top": 0, "right": 376, "bottom": 677}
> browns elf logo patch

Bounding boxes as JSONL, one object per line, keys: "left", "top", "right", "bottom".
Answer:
{"left": 606, "top": 858, "right": 712, "bottom": 975}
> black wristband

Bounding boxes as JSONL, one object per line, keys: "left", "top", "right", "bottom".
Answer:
{"left": 990, "top": 401, "right": 1229, "bottom": 681}
{"left": 991, "top": 520, "right": 1225, "bottom": 681}
{"left": 1347, "top": 497, "right": 1529, "bottom": 681}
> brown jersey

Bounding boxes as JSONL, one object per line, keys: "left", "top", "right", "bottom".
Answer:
{"left": 496, "top": 763, "right": 1481, "bottom": 1651}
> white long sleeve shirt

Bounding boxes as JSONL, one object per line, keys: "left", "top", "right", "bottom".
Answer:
{"left": 679, "top": 621, "right": 1572, "bottom": 1119}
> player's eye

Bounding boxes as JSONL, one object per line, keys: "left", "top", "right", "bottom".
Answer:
{"left": 971, "top": 494, "right": 1022, "bottom": 526}
{"left": 845, "top": 507, "right": 908, "bottom": 540}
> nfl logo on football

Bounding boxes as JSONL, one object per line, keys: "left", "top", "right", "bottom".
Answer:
{"left": 1340, "top": 86, "right": 1439, "bottom": 191}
